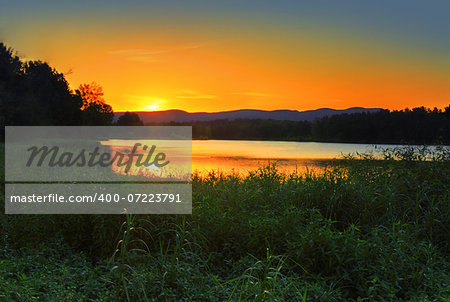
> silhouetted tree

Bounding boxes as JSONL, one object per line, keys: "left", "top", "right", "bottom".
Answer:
{"left": 76, "top": 82, "right": 113, "bottom": 125}
{"left": 0, "top": 42, "right": 83, "bottom": 127}
{"left": 23, "top": 60, "right": 83, "bottom": 125}
{"left": 445, "top": 105, "right": 450, "bottom": 142}
{"left": 116, "top": 111, "right": 144, "bottom": 126}
{"left": 150, "top": 106, "right": 450, "bottom": 144}
{"left": 0, "top": 43, "right": 22, "bottom": 128}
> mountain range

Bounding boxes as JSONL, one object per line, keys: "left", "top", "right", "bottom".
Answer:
{"left": 114, "top": 107, "right": 382, "bottom": 123}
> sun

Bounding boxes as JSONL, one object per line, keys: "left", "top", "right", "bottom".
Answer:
{"left": 147, "top": 103, "right": 159, "bottom": 111}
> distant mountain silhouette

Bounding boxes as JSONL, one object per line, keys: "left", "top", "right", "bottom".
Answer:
{"left": 114, "top": 107, "right": 382, "bottom": 123}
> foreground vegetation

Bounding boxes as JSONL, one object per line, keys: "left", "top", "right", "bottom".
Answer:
{"left": 1, "top": 146, "right": 449, "bottom": 301}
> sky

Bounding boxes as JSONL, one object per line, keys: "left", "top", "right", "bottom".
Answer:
{"left": 1, "top": 0, "right": 449, "bottom": 112}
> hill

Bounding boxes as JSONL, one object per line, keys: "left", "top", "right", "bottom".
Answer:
{"left": 114, "top": 107, "right": 382, "bottom": 123}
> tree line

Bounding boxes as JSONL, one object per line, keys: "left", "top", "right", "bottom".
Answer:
{"left": 153, "top": 107, "right": 450, "bottom": 144}
{"left": 0, "top": 42, "right": 152, "bottom": 130}
{"left": 0, "top": 42, "right": 114, "bottom": 128}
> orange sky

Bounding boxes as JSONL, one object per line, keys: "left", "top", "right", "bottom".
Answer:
{"left": 1, "top": 2, "right": 449, "bottom": 112}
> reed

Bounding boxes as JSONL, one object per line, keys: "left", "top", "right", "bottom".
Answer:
{"left": 1, "top": 145, "right": 449, "bottom": 300}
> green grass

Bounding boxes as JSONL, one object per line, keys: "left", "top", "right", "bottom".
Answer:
{"left": 1, "top": 145, "right": 449, "bottom": 301}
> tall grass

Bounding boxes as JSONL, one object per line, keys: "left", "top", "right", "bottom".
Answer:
{"left": 1, "top": 146, "right": 449, "bottom": 301}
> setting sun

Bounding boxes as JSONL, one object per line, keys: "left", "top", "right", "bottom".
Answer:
{"left": 147, "top": 103, "right": 159, "bottom": 111}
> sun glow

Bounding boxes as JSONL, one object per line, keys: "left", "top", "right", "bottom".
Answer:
{"left": 147, "top": 103, "right": 159, "bottom": 111}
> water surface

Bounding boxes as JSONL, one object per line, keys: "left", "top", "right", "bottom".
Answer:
{"left": 192, "top": 140, "right": 400, "bottom": 175}
{"left": 104, "top": 139, "right": 424, "bottom": 177}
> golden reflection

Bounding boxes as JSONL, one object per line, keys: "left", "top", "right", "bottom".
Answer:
{"left": 104, "top": 141, "right": 191, "bottom": 180}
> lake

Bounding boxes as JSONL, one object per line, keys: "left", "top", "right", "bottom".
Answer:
{"left": 103, "top": 139, "right": 438, "bottom": 177}
{"left": 192, "top": 140, "right": 402, "bottom": 175}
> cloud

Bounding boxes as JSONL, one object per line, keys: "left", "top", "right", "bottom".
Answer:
{"left": 107, "top": 49, "right": 167, "bottom": 63}
{"left": 175, "top": 90, "right": 216, "bottom": 99}
{"left": 233, "top": 92, "right": 279, "bottom": 97}
{"left": 123, "top": 94, "right": 153, "bottom": 100}
{"left": 108, "top": 49, "right": 167, "bottom": 56}
{"left": 179, "top": 42, "right": 207, "bottom": 50}
{"left": 108, "top": 43, "right": 207, "bottom": 63}
{"left": 122, "top": 94, "right": 164, "bottom": 102}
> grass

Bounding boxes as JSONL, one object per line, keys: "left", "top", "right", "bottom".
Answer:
{"left": 0, "top": 144, "right": 449, "bottom": 301}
